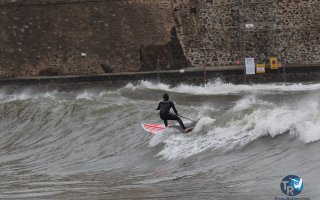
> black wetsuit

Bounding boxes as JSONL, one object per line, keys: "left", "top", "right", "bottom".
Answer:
{"left": 156, "top": 100, "right": 186, "bottom": 129}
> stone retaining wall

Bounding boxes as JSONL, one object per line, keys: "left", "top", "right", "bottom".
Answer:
{"left": 0, "top": 0, "right": 319, "bottom": 78}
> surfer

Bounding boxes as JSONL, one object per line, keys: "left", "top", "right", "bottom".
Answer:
{"left": 156, "top": 93, "right": 189, "bottom": 132}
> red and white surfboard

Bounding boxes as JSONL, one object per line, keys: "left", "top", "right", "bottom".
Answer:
{"left": 141, "top": 124, "right": 167, "bottom": 134}
{"left": 142, "top": 123, "right": 193, "bottom": 134}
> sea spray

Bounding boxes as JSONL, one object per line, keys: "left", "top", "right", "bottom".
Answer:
{"left": 125, "top": 80, "right": 320, "bottom": 95}
{"left": 193, "top": 117, "right": 216, "bottom": 132}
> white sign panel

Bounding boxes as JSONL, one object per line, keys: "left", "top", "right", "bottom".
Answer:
{"left": 245, "top": 58, "right": 255, "bottom": 75}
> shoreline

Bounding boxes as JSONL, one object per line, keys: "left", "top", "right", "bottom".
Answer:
{"left": 0, "top": 64, "right": 320, "bottom": 89}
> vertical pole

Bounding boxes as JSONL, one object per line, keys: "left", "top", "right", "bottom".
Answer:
{"left": 283, "top": 63, "right": 286, "bottom": 82}
{"left": 108, "top": 65, "right": 111, "bottom": 83}
{"left": 157, "top": 58, "right": 160, "bottom": 83}
{"left": 240, "top": 0, "right": 246, "bottom": 84}
{"left": 204, "top": 65, "right": 207, "bottom": 85}
{"left": 283, "top": 59, "right": 286, "bottom": 82}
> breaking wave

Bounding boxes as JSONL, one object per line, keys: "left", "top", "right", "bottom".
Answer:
{"left": 1, "top": 80, "right": 320, "bottom": 199}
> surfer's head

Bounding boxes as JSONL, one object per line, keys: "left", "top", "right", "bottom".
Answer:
{"left": 163, "top": 93, "right": 169, "bottom": 100}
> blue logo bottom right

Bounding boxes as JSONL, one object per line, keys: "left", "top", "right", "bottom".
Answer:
{"left": 280, "top": 175, "right": 304, "bottom": 196}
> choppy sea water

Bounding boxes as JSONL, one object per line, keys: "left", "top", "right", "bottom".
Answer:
{"left": 0, "top": 80, "right": 320, "bottom": 199}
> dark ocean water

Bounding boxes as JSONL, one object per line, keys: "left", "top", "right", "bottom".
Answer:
{"left": 0, "top": 80, "right": 319, "bottom": 199}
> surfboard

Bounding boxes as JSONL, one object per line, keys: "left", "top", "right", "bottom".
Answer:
{"left": 142, "top": 124, "right": 166, "bottom": 134}
{"left": 142, "top": 124, "right": 193, "bottom": 134}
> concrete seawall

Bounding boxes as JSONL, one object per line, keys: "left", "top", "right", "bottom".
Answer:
{"left": 1, "top": 64, "right": 320, "bottom": 90}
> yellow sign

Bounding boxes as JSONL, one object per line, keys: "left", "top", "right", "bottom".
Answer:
{"left": 270, "top": 57, "right": 278, "bottom": 69}
{"left": 256, "top": 64, "right": 266, "bottom": 74}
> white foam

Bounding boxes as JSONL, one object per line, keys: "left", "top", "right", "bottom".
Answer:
{"left": 149, "top": 127, "right": 182, "bottom": 147}
{"left": 75, "top": 91, "right": 96, "bottom": 100}
{"left": 292, "top": 100, "right": 320, "bottom": 143}
{"left": 125, "top": 81, "right": 171, "bottom": 92}
{"left": 125, "top": 80, "right": 320, "bottom": 95}
{"left": 75, "top": 91, "right": 109, "bottom": 100}
{"left": 193, "top": 117, "right": 216, "bottom": 132}
{"left": 0, "top": 89, "right": 58, "bottom": 102}
{"left": 297, "top": 121, "right": 320, "bottom": 143}
{"left": 154, "top": 94, "right": 320, "bottom": 160}
{"left": 233, "top": 95, "right": 273, "bottom": 111}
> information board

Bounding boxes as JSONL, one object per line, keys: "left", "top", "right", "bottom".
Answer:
{"left": 245, "top": 58, "right": 255, "bottom": 75}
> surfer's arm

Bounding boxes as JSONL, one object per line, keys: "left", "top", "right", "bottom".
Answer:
{"left": 156, "top": 102, "right": 161, "bottom": 110}
{"left": 171, "top": 102, "right": 178, "bottom": 115}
